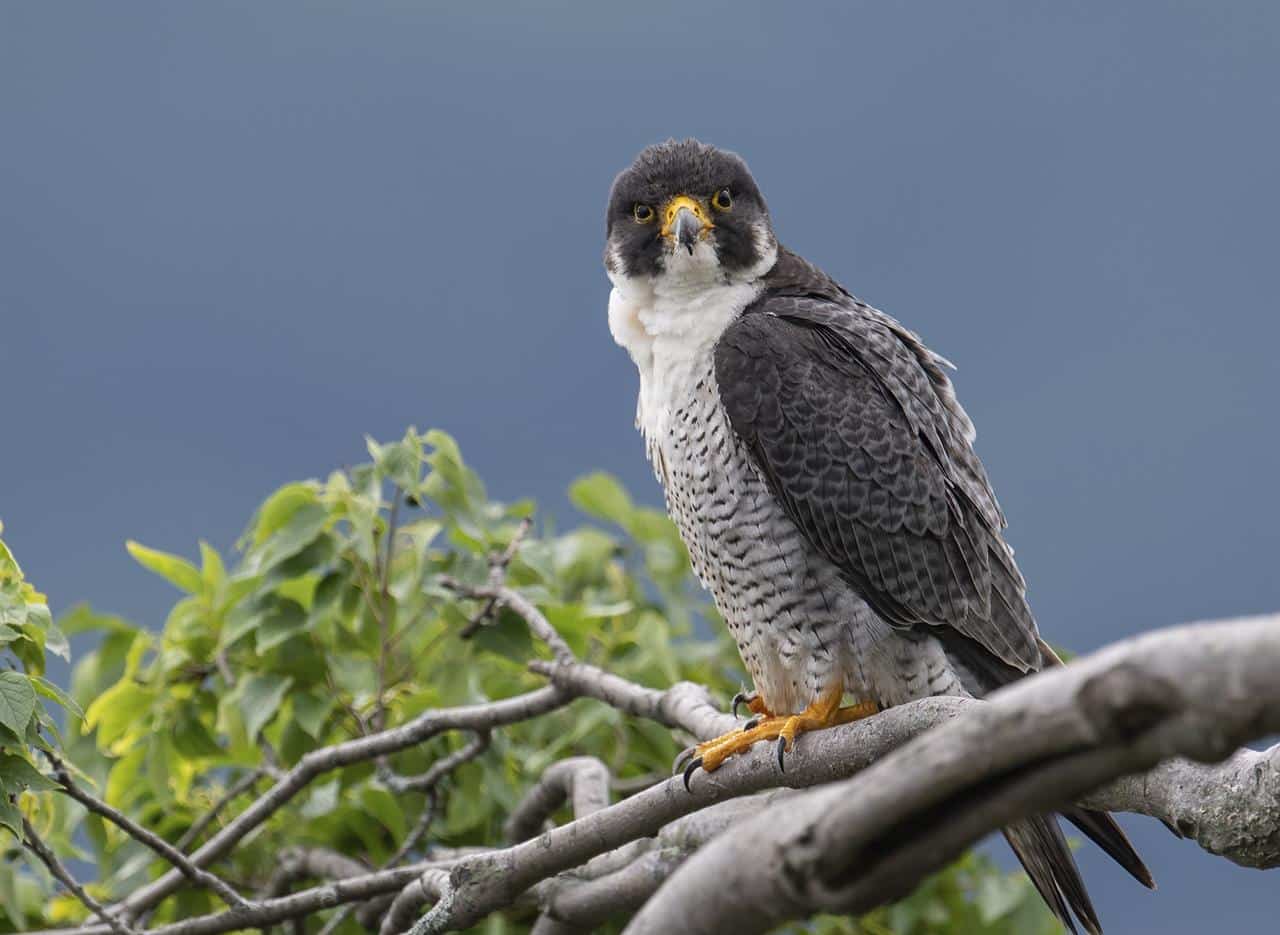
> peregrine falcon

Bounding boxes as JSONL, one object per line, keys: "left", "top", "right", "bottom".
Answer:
{"left": 604, "top": 139, "right": 1152, "bottom": 934}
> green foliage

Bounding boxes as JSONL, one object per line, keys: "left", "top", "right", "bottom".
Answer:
{"left": 0, "top": 523, "right": 75, "bottom": 845}
{"left": 0, "top": 431, "right": 1058, "bottom": 933}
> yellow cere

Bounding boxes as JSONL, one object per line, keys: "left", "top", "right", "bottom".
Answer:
{"left": 660, "top": 194, "right": 713, "bottom": 237}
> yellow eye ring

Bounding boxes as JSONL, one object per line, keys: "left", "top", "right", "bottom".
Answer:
{"left": 633, "top": 203, "right": 655, "bottom": 223}
{"left": 711, "top": 188, "right": 733, "bottom": 212}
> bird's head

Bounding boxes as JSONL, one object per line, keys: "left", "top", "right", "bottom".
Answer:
{"left": 604, "top": 139, "right": 777, "bottom": 287}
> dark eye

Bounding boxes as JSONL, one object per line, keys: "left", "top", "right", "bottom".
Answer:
{"left": 711, "top": 188, "right": 733, "bottom": 211}
{"left": 633, "top": 203, "right": 655, "bottom": 223}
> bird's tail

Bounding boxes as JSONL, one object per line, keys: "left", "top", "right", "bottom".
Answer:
{"left": 1003, "top": 810, "right": 1153, "bottom": 935}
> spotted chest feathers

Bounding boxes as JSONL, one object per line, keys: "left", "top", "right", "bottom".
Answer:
{"left": 608, "top": 273, "right": 873, "bottom": 714}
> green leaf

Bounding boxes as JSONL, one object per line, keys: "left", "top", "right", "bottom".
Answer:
{"left": 368, "top": 432, "right": 421, "bottom": 491}
{"left": 300, "top": 778, "right": 339, "bottom": 818}
{"left": 251, "top": 482, "right": 321, "bottom": 545}
{"left": 0, "top": 672, "right": 36, "bottom": 737}
{"left": 44, "top": 622, "right": 70, "bottom": 661}
{"left": 253, "top": 504, "right": 329, "bottom": 573}
{"left": 471, "top": 607, "right": 535, "bottom": 662}
{"left": 569, "top": 471, "right": 634, "bottom": 526}
{"left": 126, "top": 540, "right": 203, "bottom": 593}
{"left": 172, "top": 707, "right": 224, "bottom": 758}
{"left": 292, "top": 691, "right": 335, "bottom": 738}
{"left": 32, "top": 675, "right": 84, "bottom": 719}
{"left": 83, "top": 680, "right": 154, "bottom": 749}
{"left": 0, "top": 752, "right": 59, "bottom": 792}
{"left": 254, "top": 597, "right": 309, "bottom": 653}
{"left": 199, "top": 541, "right": 226, "bottom": 588}
{"left": 238, "top": 673, "right": 293, "bottom": 740}
{"left": 0, "top": 795, "right": 20, "bottom": 839}
{"left": 360, "top": 784, "right": 407, "bottom": 840}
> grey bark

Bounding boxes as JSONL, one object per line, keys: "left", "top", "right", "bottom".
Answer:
{"left": 624, "top": 615, "right": 1280, "bottom": 935}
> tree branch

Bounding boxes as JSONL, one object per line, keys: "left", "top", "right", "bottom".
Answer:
{"left": 505, "top": 756, "right": 612, "bottom": 843}
{"left": 625, "top": 614, "right": 1280, "bottom": 935}
{"left": 112, "top": 685, "right": 572, "bottom": 921}
{"left": 22, "top": 817, "right": 139, "bottom": 935}
{"left": 47, "top": 754, "right": 252, "bottom": 911}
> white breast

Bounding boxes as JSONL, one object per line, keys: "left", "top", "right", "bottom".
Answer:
{"left": 607, "top": 244, "right": 762, "bottom": 455}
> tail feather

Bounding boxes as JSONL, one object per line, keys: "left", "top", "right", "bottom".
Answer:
{"left": 1062, "top": 808, "right": 1156, "bottom": 889}
{"left": 1003, "top": 816, "right": 1100, "bottom": 935}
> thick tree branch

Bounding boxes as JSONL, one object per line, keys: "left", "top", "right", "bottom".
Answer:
{"left": 625, "top": 614, "right": 1280, "bottom": 935}
{"left": 1082, "top": 744, "right": 1280, "bottom": 868}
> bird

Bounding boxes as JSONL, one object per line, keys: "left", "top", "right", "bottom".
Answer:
{"left": 603, "top": 138, "right": 1153, "bottom": 934}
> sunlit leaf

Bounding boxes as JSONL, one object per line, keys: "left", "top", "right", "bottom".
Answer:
{"left": 126, "top": 541, "right": 203, "bottom": 594}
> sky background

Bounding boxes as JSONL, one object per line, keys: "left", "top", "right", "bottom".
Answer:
{"left": 3, "top": 2, "right": 1279, "bottom": 930}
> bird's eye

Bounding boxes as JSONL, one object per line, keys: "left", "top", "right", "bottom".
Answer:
{"left": 633, "top": 203, "right": 655, "bottom": 223}
{"left": 711, "top": 188, "right": 733, "bottom": 211}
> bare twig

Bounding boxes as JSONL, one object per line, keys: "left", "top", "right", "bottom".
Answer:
{"left": 458, "top": 516, "right": 533, "bottom": 639}
{"left": 444, "top": 578, "right": 575, "bottom": 665}
{"left": 22, "top": 817, "right": 138, "bottom": 935}
{"left": 48, "top": 755, "right": 252, "bottom": 911}
{"left": 379, "top": 731, "right": 491, "bottom": 794}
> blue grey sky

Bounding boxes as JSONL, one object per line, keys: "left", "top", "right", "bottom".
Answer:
{"left": 3, "top": 2, "right": 1278, "bottom": 930}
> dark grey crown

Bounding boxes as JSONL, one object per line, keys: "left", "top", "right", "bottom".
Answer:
{"left": 605, "top": 139, "right": 775, "bottom": 278}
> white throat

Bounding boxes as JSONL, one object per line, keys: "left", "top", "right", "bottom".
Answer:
{"left": 606, "top": 232, "right": 777, "bottom": 452}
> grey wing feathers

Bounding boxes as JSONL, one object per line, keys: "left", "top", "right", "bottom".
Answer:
{"left": 713, "top": 294, "right": 1041, "bottom": 673}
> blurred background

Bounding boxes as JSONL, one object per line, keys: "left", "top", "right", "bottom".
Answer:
{"left": 3, "top": 2, "right": 1278, "bottom": 930}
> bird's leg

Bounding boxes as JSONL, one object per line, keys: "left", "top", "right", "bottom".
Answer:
{"left": 679, "top": 683, "right": 879, "bottom": 788}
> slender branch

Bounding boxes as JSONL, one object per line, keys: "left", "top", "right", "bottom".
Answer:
{"left": 376, "top": 493, "right": 401, "bottom": 732}
{"left": 22, "top": 817, "right": 138, "bottom": 935}
{"left": 458, "top": 517, "right": 533, "bottom": 640}
{"left": 175, "top": 769, "right": 266, "bottom": 852}
{"left": 528, "top": 659, "right": 737, "bottom": 740}
{"left": 24, "top": 860, "right": 456, "bottom": 935}
{"left": 111, "top": 685, "right": 572, "bottom": 921}
{"left": 47, "top": 755, "right": 252, "bottom": 911}
{"left": 626, "top": 614, "right": 1280, "bottom": 935}
{"left": 379, "top": 731, "right": 491, "bottom": 794}
{"left": 444, "top": 578, "right": 575, "bottom": 666}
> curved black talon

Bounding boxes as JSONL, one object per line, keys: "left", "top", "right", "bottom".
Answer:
{"left": 730, "top": 690, "right": 750, "bottom": 718}
{"left": 741, "top": 716, "right": 760, "bottom": 732}
{"left": 682, "top": 757, "right": 703, "bottom": 792}
{"left": 776, "top": 737, "right": 787, "bottom": 773}
{"left": 672, "top": 745, "right": 697, "bottom": 776}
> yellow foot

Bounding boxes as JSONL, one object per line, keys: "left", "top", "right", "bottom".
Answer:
{"left": 677, "top": 685, "right": 878, "bottom": 790}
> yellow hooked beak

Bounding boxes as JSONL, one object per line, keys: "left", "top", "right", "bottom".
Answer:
{"left": 659, "top": 195, "right": 713, "bottom": 253}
